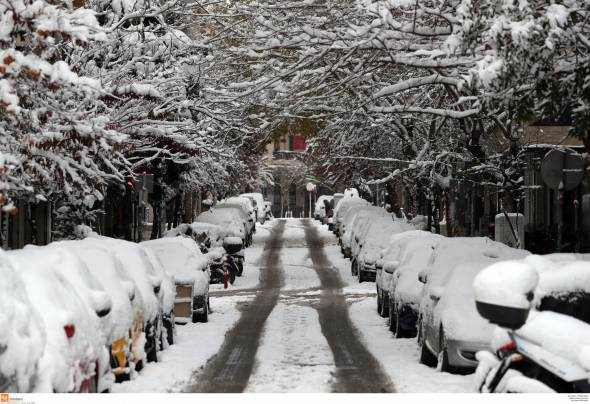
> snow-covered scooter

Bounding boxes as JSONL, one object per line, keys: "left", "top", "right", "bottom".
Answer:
{"left": 472, "top": 261, "right": 590, "bottom": 393}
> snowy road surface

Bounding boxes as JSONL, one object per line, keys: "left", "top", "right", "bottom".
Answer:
{"left": 116, "top": 219, "right": 473, "bottom": 393}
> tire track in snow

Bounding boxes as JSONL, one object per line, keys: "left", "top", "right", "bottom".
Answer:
{"left": 303, "top": 219, "right": 395, "bottom": 393}
{"left": 184, "top": 220, "right": 286, "bottom": 393}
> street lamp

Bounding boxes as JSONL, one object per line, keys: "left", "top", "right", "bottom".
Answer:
{"left": 306, "top": 182, "right": 316, "bottom": 218}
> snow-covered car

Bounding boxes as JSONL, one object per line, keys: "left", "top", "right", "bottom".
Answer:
{"left": 377, "top": 231, "right": 444, "bottom": 337}
{"left": 196, "top": 208, "right": 247, "bottom": 246}
{"left": 240, "top": 193, "right": 266, "bottom": 224}
{"left": 314, "top": 195, "right": 333, "bottom": 221}
{"left": 333, "top": 195, "right": 370, "bottom": 238}
{"left": 220, "top": 196, "right": 256, "bottom": 236}
{"left": 142, "top": 237, "right": 210, "bottom": 324}
{"left": 65, "top": 240, "right": 139, "bottom": 381}
{"left": 263, "top": 201, "right": 273, "bottom": 221}
{"left": 0, "top": 249, "right": 45, "bottom": 393}
{"left": 8, "top": 247, "right": 111, "bottom": 393}
{"left": 417, "top": 237, "right": 529, "bottom": 373}
{"left": 141, "top": 247, "right": 176, "bottom": 346}
{"left": 473, "top": 257, "right": 590, "bottom": 393}
{"left": 352, "top": 218, "right": 413, "bottom": 283}
{"left": 329, "top": 193, "right": 344, "bottom": 231}
{"left": 341, "top": 206, "right": 390, "bottom": 258}
{"left": 84, "top": 237, "right": 163, "bottom": 366}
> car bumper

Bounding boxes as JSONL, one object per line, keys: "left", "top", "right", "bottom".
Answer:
{"left": 447, "top": 339, "right": 491, "bottom": 369}
{"left": 193, "top": 295, "right": 207, "bottom": 313}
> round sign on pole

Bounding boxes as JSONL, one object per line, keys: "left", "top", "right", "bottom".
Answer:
{"left": 540, "top": 148, "right": 584, "bottom": 191}
{"left": 306, "top": 182, "right": 316, "bottom": 192}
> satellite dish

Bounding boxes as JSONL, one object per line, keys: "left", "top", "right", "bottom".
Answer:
{"left": 540, "top": 148, "right": 584, "bottom": 191}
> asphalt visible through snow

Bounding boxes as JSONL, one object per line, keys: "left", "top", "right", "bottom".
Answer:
{"left": 185, "top": 220, "right": 286, "bottom": 393}
{"left": 186, "top": 219, "right": 393, "bottom": 393}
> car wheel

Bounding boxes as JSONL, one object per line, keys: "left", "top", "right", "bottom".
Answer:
{"left": 388, "top": 300, "right": 396, "bottom": 333}
{"left": 437, "top": 328, "right": 453, "bottom": 373}
{"left": 237, "top": 262, "right": 244, "bottom": 277}
{"left": 379, "top": 292, "right": 389, "bottom": 318}
{"left": 418, "top": 320, "right": 437, "bottom": 367}
{"left": 146, "top": 337, "right": 158, "bottom": 363}
{"left": 193, "top": 298, "right": 209, "bottom": 323}
{"left": 230, "top": 271, "right": 236, "bottom": 285}
{"left": 135, "top": 358, "right": 144, "bottom": 372}
{"left": 164, "top": 317, "right": 174, "bottom": 346}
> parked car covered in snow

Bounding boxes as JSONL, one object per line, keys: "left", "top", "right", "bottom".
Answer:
{"left": 84, "top": 237, "right": 164, "bottom": 366}
{"left": 240, "top": 193, "right": 266, "bottom": 224}
{"left": 340, "top": 205, "right": 391, "bottom": 259}
{"left": 333, "top": 195, "right": 370, "bottom": 238}
{"left": 0, "top": 250, "right": 45, "bottom": 393}
{"left": 314, "top": 195, "right": 333, "bottom": 221}
{"left": 377, "top": 231, "right": 444, "bottom": 337}
{"left": 352, "top": 218, "right": 413, "bottom": 283}
{"left": 142, "top": 237, "right": 210, "bottom": 324}
{"left": 417, "top": 237, "right": 529, "bottom": 373}
{"left": 329, "top": 193, "right": 344, "bottom": 231}
{"left": 197, "top": 207, "right": 248, "bottom": 247}
{"left": 220, "top": 196, "right": 256, "bottom": 236}
{"left": 64, "top": 240, "right": 139, "bottom": 381}
{"left": 8, "top": 247, "right": 111, "bottom": 393}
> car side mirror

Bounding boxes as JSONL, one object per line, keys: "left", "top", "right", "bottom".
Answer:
{"left": 384, "top": 261, "right": 399, "bottom": 274}
{"left": 418, "top": 270, "right": 428, "bottom": 284}
{"left": 429, "top": 286, "right": 443, "bottom": 302}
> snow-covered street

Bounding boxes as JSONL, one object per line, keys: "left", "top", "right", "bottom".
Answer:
{"left": 113, "top": 219, "right": 473, "bottom": 393}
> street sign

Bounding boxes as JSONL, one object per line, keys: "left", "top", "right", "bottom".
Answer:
{"left": 306, "top": 182, "right": 316, "bottom": 192}
{"left": 540, "top": 149, "right": 584, "bottom": 191}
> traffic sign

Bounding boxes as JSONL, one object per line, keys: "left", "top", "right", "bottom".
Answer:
{"left": 540, "top": 149, "right": 584, "bottom": 191}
